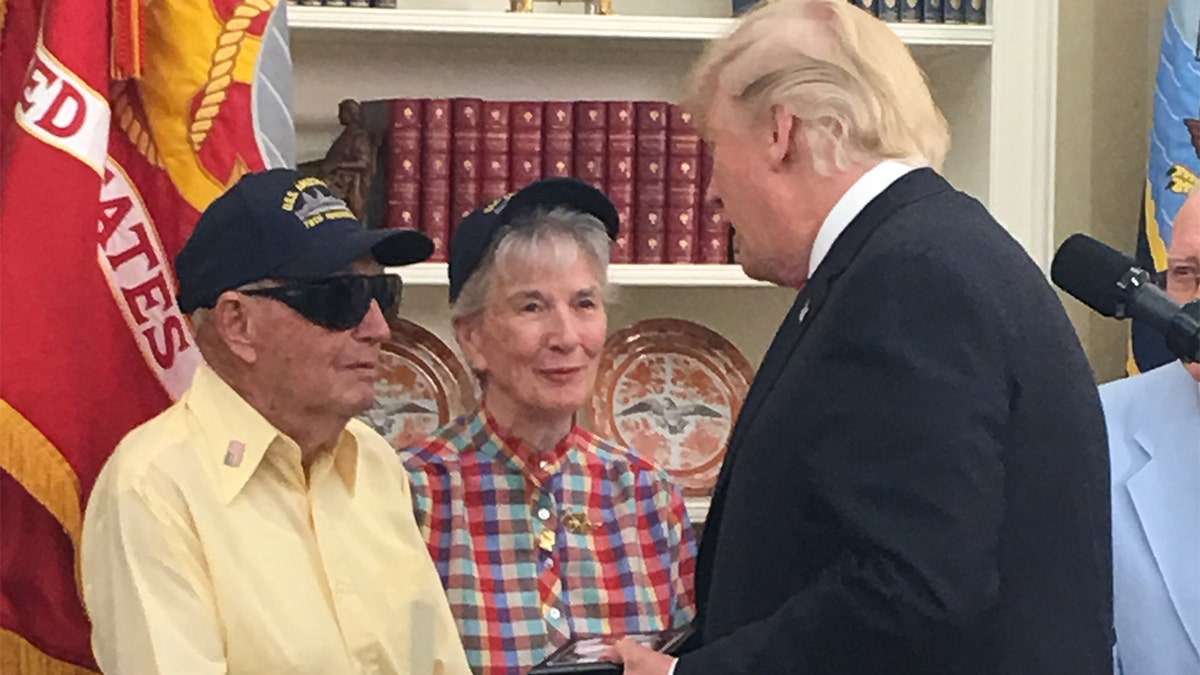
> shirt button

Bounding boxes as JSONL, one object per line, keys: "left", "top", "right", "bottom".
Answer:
{"left": 544, "top": 558, "right": 555, "bottom": 569}
{"left": 537, "top": 508, "right": 551, "bottom": 521}
{"left": 549, "top": 607, "right": 562, "bottom": 620}
{"left": 539, "top": 460, "right": 550, "bottom": 470}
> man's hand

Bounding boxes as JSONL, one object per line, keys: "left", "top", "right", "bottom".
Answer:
{"left": 603, "top": 637, "right": 676, "bottom": 675}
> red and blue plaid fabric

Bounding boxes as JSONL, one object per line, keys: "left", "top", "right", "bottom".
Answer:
{"left": 400, "top": 406, "right": 697, "bottom": 674}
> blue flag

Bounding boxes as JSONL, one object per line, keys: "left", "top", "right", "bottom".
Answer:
{"left": 1135, "top": 0, "right": 1200, "bottom": 373}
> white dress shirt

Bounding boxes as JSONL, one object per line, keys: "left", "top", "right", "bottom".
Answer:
{"left": 808, "top": 159, "right": 918, "bottom": 278}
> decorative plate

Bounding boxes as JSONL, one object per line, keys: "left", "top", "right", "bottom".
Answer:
{"left": 585, "top": 318, "right": 754, "bottom": 496}
{"left": 357, "top": 319, "right": 477, "bottom": 450}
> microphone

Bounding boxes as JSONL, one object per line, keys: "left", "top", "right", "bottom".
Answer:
{"left": 1050, "top": 233, "right": 1200, "bottom": 363}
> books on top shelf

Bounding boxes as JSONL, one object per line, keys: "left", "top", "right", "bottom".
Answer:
{"left": 360, "top": 97, "right": 733, "bottom": 265}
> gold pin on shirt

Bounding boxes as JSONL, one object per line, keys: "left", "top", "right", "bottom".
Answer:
{"left": 538, "top": 528, "right": 556, "bottom": 552}
{"left": 562, "top": 511, "right": 598, "bottom": 535}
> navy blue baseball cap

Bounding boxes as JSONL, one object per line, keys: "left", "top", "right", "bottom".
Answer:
{"left": 448, "top": 178, "right": 619, "bottom": 303}
{"left": 176, "top": 169, "right": 433, "bottom": 313}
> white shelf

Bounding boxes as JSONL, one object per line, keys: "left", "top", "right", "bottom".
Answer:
{"left": 610, "top": 264, "right": 769, "bottom": 287}
{"left": 388, "top": 262, "right": 772, "bottom": 287}
{"left": 685, "top": 496, "right": 710, "bottom": 523}
{"left": 288, "top": 7, "right": 993, "bottom": 46}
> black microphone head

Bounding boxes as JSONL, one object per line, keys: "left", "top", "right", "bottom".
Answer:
{"left": 1050, "top": 234, "right": 1141, "bottom": 318}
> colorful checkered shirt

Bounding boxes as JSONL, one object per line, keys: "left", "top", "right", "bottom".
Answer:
{"left": 400, "top": 406, "right": 697, "bottom": 675}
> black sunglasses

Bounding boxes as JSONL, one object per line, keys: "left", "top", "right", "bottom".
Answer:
{"left": 239, "top": 274, "right": 402, "bottom": 331}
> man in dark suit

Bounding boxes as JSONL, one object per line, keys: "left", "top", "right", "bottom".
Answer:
{"left": 611, "top": 1, "right": 1113, "bottom": 673}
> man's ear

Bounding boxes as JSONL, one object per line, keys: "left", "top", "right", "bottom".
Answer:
{"left": 453, "top": 315, "right": 487, "bottom": 377}
{"left": 767, "top": 104, "right": 799, "bottom": 169}
{"left": 212, "top": 292, "right": 259, "bottom": 364}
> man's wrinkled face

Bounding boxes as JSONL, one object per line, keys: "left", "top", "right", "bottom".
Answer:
{"left": 703, "top": 97, "right": 822, "bottom": 288}
{"left": 1165, "top": 213, "right": 1200, "bottom": 381}
{"left": 706, "top": 101, "right": 789, "bottom": 283}
{"left": 246, "top": 257, "right": 393, "bottom": 419}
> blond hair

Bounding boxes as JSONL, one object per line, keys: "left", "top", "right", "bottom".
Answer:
{"left": 684, "top": 0, "right": 949, "bottom": 174}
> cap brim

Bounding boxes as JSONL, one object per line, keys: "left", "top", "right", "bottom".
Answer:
{"left": 369, "top": 228, "right": 435, "bottom": 266}
{"left": 503, "top": 178, "right": 620, "bottom": 240}
{"left": 274, "top": 222, "right": 434, "bottom": 279}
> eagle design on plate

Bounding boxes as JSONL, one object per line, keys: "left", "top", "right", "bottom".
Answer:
{"left": 585, "top": 319, "right": 753, "bottom": 497}
{"left": 356, "top": 319, "right": 476, "bottom": 450}
{"left": 617, "top": 397, "right": 723, "bottom": 436}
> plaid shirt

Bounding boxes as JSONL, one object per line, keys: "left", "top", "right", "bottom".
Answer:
{"left": 400, "top": 406, "right": 697, "bottom": 675}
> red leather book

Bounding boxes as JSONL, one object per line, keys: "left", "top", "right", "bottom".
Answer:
{"left": 510, "top": 101, "right": 544, "bottom": 191}
{"left": 573, "top": 101, "right": 607, "bottom": 191}
{"left": 481, "top": 100, "right": 511, "bottom": 203}
{"left": 606, "top": 101, "right": 635, "bottom": 263}
{"left": 698, "top": 141, "right": 731, "bottom": 264}
{"left": 634, "top": 101, "right": 668, "bottom": 263}
{"left": 665, "top": 104, "right": 700, "bottom": 263}
{"left": 451, "top": 98, "right": 483, "bottom": 238}
{"left": 386, "top": 98, "right": 422, "bottom": 232}
{"left": 542, "top": 101, "right": 574, "bottom": 179}
{"left": 421, "top": 98, "right": 453, "bottom": 262}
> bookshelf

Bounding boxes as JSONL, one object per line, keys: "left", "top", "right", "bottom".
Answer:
{"left": 287, "top": 0, "right": 1059, "bottom": 519}
{"left": 287, "top": 0, "right": 1057, "bottom": 267}
{"left": 389, "top": 262, "right": 772, "bottom": 287}
{"left": 288, "top": 6, "right": 995, "bottom": 45}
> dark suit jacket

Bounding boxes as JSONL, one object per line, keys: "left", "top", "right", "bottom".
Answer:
{"left": 676, "top": 169, "right": 1113, "bottom": 674}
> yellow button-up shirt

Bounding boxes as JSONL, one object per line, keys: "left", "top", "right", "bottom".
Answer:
{"left": 81, "top": 364, "right": 471, "bottom": 675}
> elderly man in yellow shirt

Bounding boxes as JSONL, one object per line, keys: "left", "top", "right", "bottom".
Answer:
{"left": 80, "top": 169, "right": 472, "bottom": 675}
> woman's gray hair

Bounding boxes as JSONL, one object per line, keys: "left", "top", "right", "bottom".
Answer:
{"left": 450, "top": 206, "right": 613, "bottom": 322}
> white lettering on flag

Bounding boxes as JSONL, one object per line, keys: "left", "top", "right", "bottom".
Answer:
{"left": 15, "top": 42, "right": 109, "bottom": 176}
{"left": 98, "top": 160, "right": 200, "bottom": 400}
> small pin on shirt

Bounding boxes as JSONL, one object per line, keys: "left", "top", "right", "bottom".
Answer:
{"left": 224, "top": 440, "right": 246, "bottom": 467}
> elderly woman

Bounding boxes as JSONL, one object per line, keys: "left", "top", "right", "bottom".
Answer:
{"left": 400, "top": 178, "right": 697, "bottom": 674}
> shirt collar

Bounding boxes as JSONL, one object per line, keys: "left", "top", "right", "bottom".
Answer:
{"left": 476, "top": 403, "right": 579, "bottom": 486}
{"left": 808, "top": 160, "right": 919, "bottom": 279}
{"left": 329, "top": 428, "right": 360, "bottom": 493}
{"left": 184, "top": 362, "right": 360, "bottom": 503}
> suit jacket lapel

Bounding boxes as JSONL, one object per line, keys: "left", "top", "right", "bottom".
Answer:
{"left": 1125, "top": 365, "right": 1200, "bottom": 657}
{"left": 694, "top": 168, "right": 955, "bottom": 623}
{"left": 721, "top": 289, "right": 810, "bottom": 458}
{"left": 720, "top": 168, "right": 952, "bottom": 466}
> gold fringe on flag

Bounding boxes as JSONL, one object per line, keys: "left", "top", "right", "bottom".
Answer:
{"left": 0, "top": 400, "right": 84, "bottom": 554}
{"left": 0, "top": 629, "right": 98, "bottom": 675}
{"left": 0, "top": 398, "right": 87, "bottom": 604}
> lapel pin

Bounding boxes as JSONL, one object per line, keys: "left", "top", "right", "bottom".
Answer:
{"left": 224, "top": 440, "right": 246, "bottom": 467}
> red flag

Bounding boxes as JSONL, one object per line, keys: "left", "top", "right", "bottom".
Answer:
{"left": 0, "top": 0, "right": 293, "bottom": 668}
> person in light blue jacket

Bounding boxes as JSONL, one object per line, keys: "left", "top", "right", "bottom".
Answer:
{"left": 1101, "top": 189, "right": 1200, "bottom": 675}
